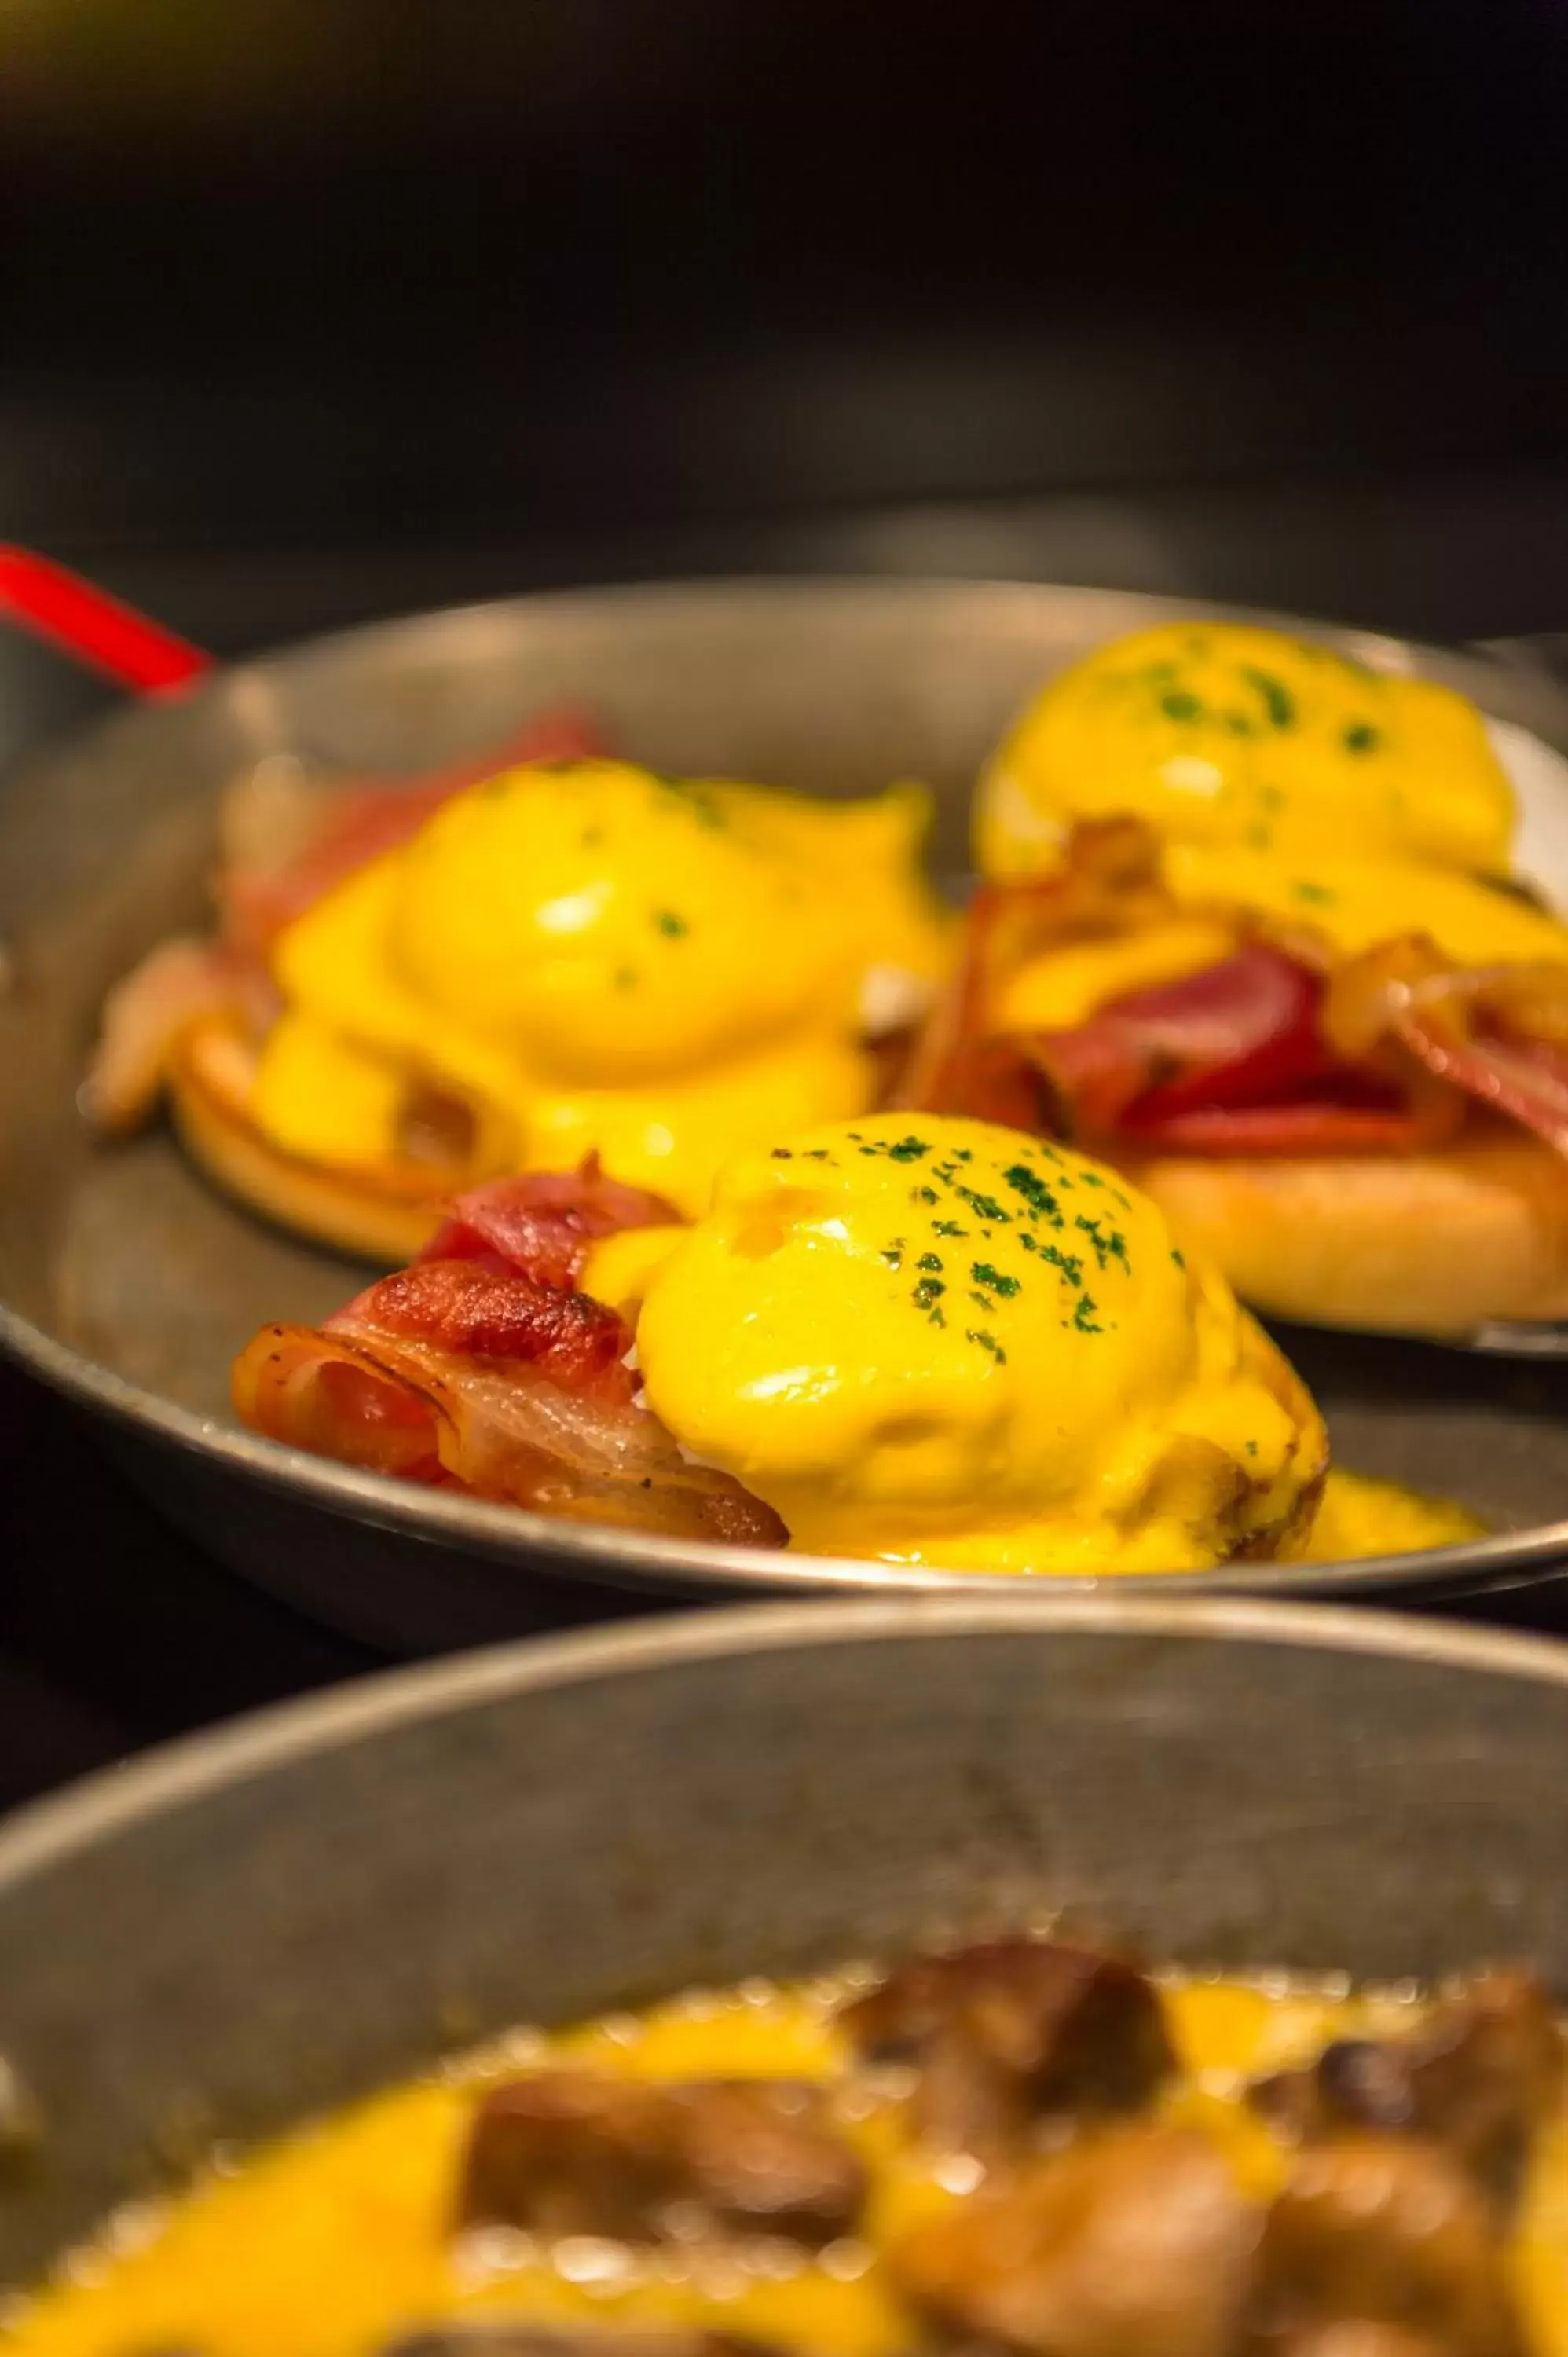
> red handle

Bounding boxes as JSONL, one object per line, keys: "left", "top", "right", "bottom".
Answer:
{"left": 0, "top": 546, "right": 212, "bottom": 695}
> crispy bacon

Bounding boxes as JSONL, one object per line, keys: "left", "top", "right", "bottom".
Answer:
{"left": 1023, "top": 944, "right": 1464, "bottom": 1157}
{"left": 233, "top": 1185, "right": 786, "bottom": 1543}
{"left": 216, "top": 706, "right": 607, "bottom": 955}
{"left": 1324, "top": 938, "right": 1568, "bottom": 1158}
{"left": 82, "top": 937, "right": 277, "bottom": 1135}
{"left": 892, "top": 817, "right": 1174, "bottom": 1122}
{"left": 419, "top": 1162, "right": 680, "bottom": 1291}
{"left": 901, "top": 822, "right": 1568, "bottom": 1163}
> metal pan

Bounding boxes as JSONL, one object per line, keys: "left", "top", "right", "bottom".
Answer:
{"left": 5, "top": 578, "right": 1568, "bottom": 1650}
{"left": 5, "top": 1595, "right": 1568, "bottom": 2288}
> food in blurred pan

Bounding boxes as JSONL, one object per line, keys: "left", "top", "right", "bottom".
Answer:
{"left": 11, "top": 1928, "right": 1566, "bottom": 2353}
{"left": 921, "top": 621, "right": 1568, "bottom": 1340}
{"left": 86, "top": 720, "right": 947, "bottom": 1258}
{"left": 233, "top": 1109, "right": 1479, "bottom": 1574}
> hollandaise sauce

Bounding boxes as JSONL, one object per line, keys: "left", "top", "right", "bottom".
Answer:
{"left": 9, "top": 1945, "right": 1568, "bottom": 2356}
{"left": 977, "top": 621, "right": 1517, "bottom": 881}
{"left": 247, "top": 762, "right": 949, "bottom": 1217}
{"left": 627, "top": 1114, "right": 1329, "bottom": 1573}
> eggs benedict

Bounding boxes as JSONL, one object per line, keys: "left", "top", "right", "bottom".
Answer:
{"left": 90, "top": 747, "right": 949, "bottom": 1258}
{"left": 914, "top": 622, "right": 1568, "bottom": 1340}
{"left": 630, "top": 1113, "right": 1328, "bottom": 1572}
{"left": 977, "top": 619, "right": 1515, "bottom": 880}
{"left": 235, "top": 1116, "right": 1338, "bottom": 1575}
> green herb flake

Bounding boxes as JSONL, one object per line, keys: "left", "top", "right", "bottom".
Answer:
{"left": 1001, "top": 1163, "right": 1062, "bottom": 1226}
{"left": 1343, "top": 721, "right": 1381, "bottom": 754}
{"left": 1291, "top": 879, "right": 1335, "bottom": 906}
{"left": 957, "top": 1186, "right": 1013, "bottom": 1225}
{"left": 653, "top": 909, "right": 690, "bottom": 939}
{"left": 1242, "top": 666, "right": 1297, "bottom": 730}
{"left": 1075, "top": 1215, "right": 1129, "bottom": 1271}
{"left": 1170, "top": 1247, "right": 1186, "bottom": 1269}
{"left": 912, "top": 1277, "right": 946, "bottom": 1311}
{"left": 1072, "top": 1294, "right": 1105, "bottom": 1336}
{"left": 1160, "top": 689, "right": 1202, "bottom": 723}
{"left": 916, "top": 1252, "right": 944, "bottom": 1273}
{"left": 966, "top": 1328, "right": 1006, "bottom": 1364}
{"left": 881, "top": 1246, "right": 903, "bottom": 1270}
{"left": 1244, "top": 1439, "right": 1259, "bottom": 1459}
{"left": 932, "top": 1219, "right": 965, "bottom": 1237}
{"left": 971, "top": 1261, "right": 1020, "bottom": 1298}
{"left": 887, "top": 1135, "right": 932, "bottom": 1162}
{"left": 770, "top": 1148, "right": 794, "bottom": 1159}
{"left": 911, "top": 1185, "right": 940, "bottom": 1206}
{"left": 1041, "top": 1242, "right": 1084, "bottom": 1288}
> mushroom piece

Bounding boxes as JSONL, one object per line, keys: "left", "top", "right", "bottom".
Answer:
{"left": 839, "top": 1937, "right": 1176, "bottom": 2155}
{"left": 892, "top": 2120, "right": 1260, "bottom": 2357}
{"left": 1244, "top": 2136, "right": 1526, "bottom": 2357}
{"left": 1252, "top": 1970, "right": 1563, "bottom": 2211}
{"left": 384, "top": 2336, "right": 794, "bottom": 2357}
{"left": 456, "top": 2070, "right": 865, "bottom": 2247}
{"left": 386, "top": 2335, "right": 797, "bottom": 2357}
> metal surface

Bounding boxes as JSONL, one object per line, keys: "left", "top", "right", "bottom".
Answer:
{"left": 5, "top": 1596, "right": 1568, "bottom": 2286}
{"left": 5, "top": 578, "right": 1568, "bottom": 1645}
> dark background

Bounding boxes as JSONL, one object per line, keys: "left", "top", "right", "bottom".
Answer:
{"left": 3, "top": 0, "right": 1568, "bottom": 640}
{"left": 5, "top": 0, "right": 1568, "bottom": 1812}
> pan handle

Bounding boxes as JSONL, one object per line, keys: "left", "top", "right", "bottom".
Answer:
{"left": 0, "top": 546, "right": 211, "bottom": 695}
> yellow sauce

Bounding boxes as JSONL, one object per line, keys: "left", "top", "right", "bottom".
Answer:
{"left": 250, "top": 763, "right": 950, "bottom": 1217}
{"left": 9, "top": 1970, "right": 1566, "bottom": 2357}
{"left": 976, "top": 621, "right": 1515, "bottom": 880}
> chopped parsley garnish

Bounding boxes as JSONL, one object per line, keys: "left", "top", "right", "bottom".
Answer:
{"left": 1171, "top": 1247, "right": 1186, "bottom": 1269}
{"left": 1002, "top": 1163, "right": 1064, "bottom": 1226}
{"left": 881, "top": 1246, "right": 903, "bottom": 1270}
{"left": 1292, "top": 880, "right": 1335, "bottom": 906}
{"left": 911, "top": 1185, "right": 940, "bottom": 1205}
{"left": 1242, "top": 666, "right": 1296, "bottom": 729}
{"left": 971, "top": 1261, "right": 1020, "bottom": 1298}
{"left": 1072, "top": 1294, "right": 1105, "bottom": 1335}
{"left": 1074, "top": 1215, "right": 1129, "bottom": 1271}
{"left": 771, "top": 1148, "right": 793, "bottom": 1158}
{"left": 653, "top": 909, "right": 689, "bottom": 938}
{"left": 1160, "top": 689, "right": 1202, "bottom": 722}
{"left": 912, "top": 1277, "right": 946, "bottom": 1311}
{"left": 1343, "top": 721, "right": 1381, "bottom": 753}
{"left": 887, "top": 1135, "right": 931, "bottom": 1161}
{"left": 932, "top": 1219, "right": 965, "bottom": 1237}
{"left": 955, "top": 1186, "right": 1010, "bottom": 1224}
{"left": 966, "top": 1328, "right": 1006, "bottom": 1364}
{"left": 1041, "top": 1242, "right": 1084, "bottom": 1287}
{"left": 916, "top": 1252, "right": 944, "bottom": 1273}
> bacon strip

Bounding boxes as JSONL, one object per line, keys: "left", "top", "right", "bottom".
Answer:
{"left": 1324, "top": 939, "right": 1568, "bottom": 1157}
{"left": 892, "top": 817, "right": 1174, "bottom": 1129}
{"left": 901, "top": 823, "right": 1568, "bottom": 1161}
{"left": 82, "top": 937, "right": 277, "bottom": 1135}
{"left": 216, "top": 706, "right": 608, "bottom": 955}
{"left": 419, "top": 1161, "right": 680, "bottom": 1290}
{"left": 233, "top": 1178, "right": 784, "bottom": 1545}
{"left": 1024, "top": 944, "right": 1463, "bottom": 1156}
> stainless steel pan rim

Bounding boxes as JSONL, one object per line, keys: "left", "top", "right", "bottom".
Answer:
{"left": 6, "top": 1591, "right": 1568, "bottom": 1897}
{"left": 8, "top": 1293, "right": 1568, "bottom": 1601}
{"left": 9, "top": 574, "right": 1568, "bottom": 1612}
